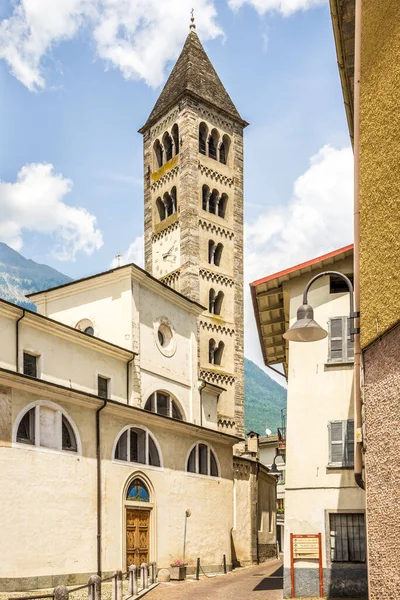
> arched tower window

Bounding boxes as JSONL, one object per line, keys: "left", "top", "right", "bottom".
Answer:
{"left": 163, "top": 132, "right": 173, "bottom": 162}
{"left": 199, "top": 122, "right": 208, "bottom": 155}
{"left": 219, "top": 134, "right": 231, "bottom": 165}
{"left": 209, "top": 288, "right": 216, "bottom": 313}
{"left": 144, "top": 391, "right": 184, "bottom": 420}
{"left": 156, "top": 197, "right": 165, "bottom": 222}
{"left": 208, "top": 129, "right": 219, "bottom": 160}
{"left": 214, "top": 291, "right": 224, "bottom": 316}
{"left": 209, "top": 339, "right": 224, "bottom": 365}
{"left": 214, "top": 243, "right": 223, "bottom": 266}
{"left": 202, "top": 185, "right": 210, "bottom": 211}
{"left": 208, "top": 240, "right": 216, "bottom": 264}
{"left": 154, "top": 140, "right": 163, "bottom": 169}
{"left": 126, "top": 478, "right": 150, "bottom": 502}
{"left": 172, "top": 124, "right": 179, "bottom": 155}
{"left": 209, "top": 190, "right": 219, "bottom": 215}
{"left": 186, "top": 443, "right": 219, "bottom": 477}
{"left": 114, "top": 426, "right": 161, "bottom": 467}
{"left": 218, "top": 193, "right": 228, "bottom": 218}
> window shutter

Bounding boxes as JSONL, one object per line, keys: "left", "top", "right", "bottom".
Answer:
{"left": 346, "top": 318, "right": 354, "bottom": 360}
{"left": 328, "top": 318, "right": 344, "bottom": 361}
{"left": 329, "top": 421, "right": 345, "bottom": 465}
{"left": 345, "top": 420, "right": 355, "bottom": 467}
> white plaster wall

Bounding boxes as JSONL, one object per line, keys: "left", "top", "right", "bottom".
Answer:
{"left": 0, "top": 311, "right": 16, "bottom": 370}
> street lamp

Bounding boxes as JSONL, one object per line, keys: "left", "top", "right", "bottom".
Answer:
{"left": 269, "top": 449, "right": 282, "bottom": 476}
{"left": 282, "top": 271, "right": 359, "bottom": 343}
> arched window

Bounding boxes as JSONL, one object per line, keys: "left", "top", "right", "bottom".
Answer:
{"left": 15, "top": 402, "right": 79, "bottom": 453}
{"left": 144, "top": 391, "right": 183, "bottom": 421}
{"left": 214, "top": 291, "right": 224, "bottom": 316}
{"left": 163, "top": 132, "right": 173, "bottom": 162}
{"left": 114, "top": 426, "right": 161, "bottom": 467}
{"left": 172, "top": 124, "right": 179, "bottom": 155}
{"left": 208, "top": 240, "right": 216, "bottom": 264}
{"left": 154, "top": 140, "right": 163, "bottom": 169}
{"left": 214, "top": 243, "right": 223, "bottom": 267}
{"left": 126, "top": 478, "right": 150, "bottom": 502}
{"left": 209, "top": 339, "right": 224, "bottom": 365}
{"left": 156, "top": 197, "right": 165, "bottom": 222}
{"left": 76, "top": 318, "right": 95, "bottom": 336}
{"left": 187, "top": 443, "right": 219, "bottom": 477}
{"left": 209, "top": 190, "right": 218, "bottom": 215}
{"left": 209, "top": 288, "right": 216, "bottom": 313}
{"left": 202, "top": 185, "right": 210, "bottom": 211}
{"left": 199, "top": 122, "right": 208, "bottom": 155}
{"left": 218, "top": 193, "right": 227, "bottom": 218}
{"left": 208, "top": 129, "right": 219, "bottom": 160}
{"left": 219, "top": 134, "right": 231, "bottom": 165}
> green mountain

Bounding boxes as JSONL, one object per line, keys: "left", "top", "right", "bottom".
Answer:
{"left": 244, "top": 357, "right": 287, "bottom": 436}
{"left": 0, "top": 243, "right": 72, "bottom": 311}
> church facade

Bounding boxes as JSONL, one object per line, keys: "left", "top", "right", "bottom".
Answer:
{"left": 0, "top": 26, "right": 276, "bottom": 592}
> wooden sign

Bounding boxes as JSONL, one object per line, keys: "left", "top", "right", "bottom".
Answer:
{"left": 290, "top": 533, "right": 323, "bottom": 598}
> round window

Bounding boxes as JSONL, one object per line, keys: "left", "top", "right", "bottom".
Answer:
{"left": 154, "top": 318, "right": 176, "bottom": 357}
{"left": 84, "top": 326, "right": 94, "bottom": 336}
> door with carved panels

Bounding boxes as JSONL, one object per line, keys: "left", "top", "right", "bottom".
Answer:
{"left": 126, "top": 508, "right": 150, "bottom": 569}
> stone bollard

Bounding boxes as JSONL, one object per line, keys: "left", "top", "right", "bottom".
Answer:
{"left": 54, "top": 586, "right": 69, "bottom": 600}
{"left": 157, "top": 569, "right": 170, "bottom": 583}
{"left": 88, "top": 574, "right": 101, "bottom": 600}
{"left": 128, "top": 565, "right": 137, "bottom": 596}
{"left": 140, "top": 563, "right": 148, "bottom": 589}
{"left": 112, "top": 570, "right": 122, "bottom": 600}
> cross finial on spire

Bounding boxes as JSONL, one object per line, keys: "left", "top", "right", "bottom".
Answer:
{"left": 190, "top": 8, "right": 196, "bottom": 30}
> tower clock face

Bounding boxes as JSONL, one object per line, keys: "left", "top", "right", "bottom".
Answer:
{"left": 152, "top": 227, "right": 180, "bottom": 277}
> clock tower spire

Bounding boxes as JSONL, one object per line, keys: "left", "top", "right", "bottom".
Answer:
{"left": 139, "top": 27, "right": 247, "bottom": 437}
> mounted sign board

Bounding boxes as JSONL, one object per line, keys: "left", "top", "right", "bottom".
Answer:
{"left": 290, "top": 533, "right": 323, "bottom": 598}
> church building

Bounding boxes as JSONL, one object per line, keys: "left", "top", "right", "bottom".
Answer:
{"left": 0, "top": 23, "right": 276, "bottom": 592}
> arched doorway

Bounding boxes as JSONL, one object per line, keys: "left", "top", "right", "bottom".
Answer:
{"left": 124, "top": 477, "right": 154, "bottom": 569}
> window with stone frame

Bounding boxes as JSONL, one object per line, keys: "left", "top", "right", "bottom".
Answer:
{"left": 329, "top": 513, "right": 366, "bottom": 563}
{"left": 328, "top": 317, "right": 354, "bottom": 363}
{"left": 23, "top": 352, "right": 38, "bottom": 377}
{"left": 144, "top": 391, "right": 183, "bottom": 420}
{"left": 15, "top": 403, "right": 78, "bottom": 452}
{"left": 186, "top": 443, "right": 219, "bottom": 477}
{"left": 114, "top": 427, "right": 161, "bottom": 467}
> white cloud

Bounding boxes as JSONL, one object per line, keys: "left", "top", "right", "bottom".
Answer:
{"left": 111, "top": 235, "right": 144, "bottom": 268}
{"left": 0, "top": 0, "right": 222, "bottom": 91}
{"left": 228, "top": 0, "right": 326, "bottom": 17}
{"left": 244, "top": 144, "right": 353, "bottom": 375}
{"left": 0, "top": 163, "right": 103, "bottom": 260}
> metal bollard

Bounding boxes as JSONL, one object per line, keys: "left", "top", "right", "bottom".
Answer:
{"left": 223, "top": 554, "right": 227, "bottom": 574}
{"left": 149, "top": 562, "right": 156, "bottom": 584}
{"left": 112, "top": 570, "right": 122, "bottom": 600}
{"left": 54, "top": 586, "right": 69, "bottom": 600}
{"left": 140, "top": 563, "right": 148, "bottom": 589}
{"left": 88, "top": 575, "right": 101, "bottom": 600}
{"left": 128, "top": 565, "right": 137, "bottom": 596}
{"left": 196, "top": 557, "right": 200, "bottom": 581}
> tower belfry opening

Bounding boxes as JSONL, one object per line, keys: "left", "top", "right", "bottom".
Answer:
{"left": 139, "top": 25, "right": 248, "bottom": 437}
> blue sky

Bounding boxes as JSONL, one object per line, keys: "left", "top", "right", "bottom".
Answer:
{"left": 0, "top": 0, "right": 354, "bottom": 374}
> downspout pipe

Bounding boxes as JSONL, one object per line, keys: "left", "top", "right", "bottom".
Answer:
{"left": 353, "top": 0, "right": 365, "bottom": 491}
{"left": 96, "top": 399, "right": 107, "bottom": 576}
{"left": 16, "top": 310, "right": 26, "bottom": 372}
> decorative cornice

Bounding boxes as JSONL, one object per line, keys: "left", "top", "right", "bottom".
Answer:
{"left": 152, "top": 220, "right": 180, "bottom": 242}
{"left": 198, "top": 106, "right": 234, "bottom": 132}
{"left": 199, "top": 219, "right": 234, "bottom": 240}
{"left": 199, "top": 269, "right": 234, "bottom": 287}
{"left": 150, "top": 108, "right": 179, "bottom": 138}
{"left": 198, "top": 162, "right": 234, "bottom": 187}
{"left": 219, "top": 416, "right": 236, "bottom": 429}
{"left": 151, "top": 165, "right": 179, "bottom": 190}
{"left": 200, "top": 368, "right": 235, "bottom": 386}
{"left": 199, "top": 320, "right": 235, "bottom": 336}
{"left": 160, "top": 269, "right": 180, "bottom": 290}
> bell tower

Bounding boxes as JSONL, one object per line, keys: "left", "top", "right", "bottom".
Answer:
{"left": 139, "top": 21, "right": 248, "bottom": 437}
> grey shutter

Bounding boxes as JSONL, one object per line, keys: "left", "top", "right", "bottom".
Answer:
{"left": 345, "top": 420, "right": 355, "bottom": 467}
{"left": 329, "top": 421, "right": 345, "bottom": 465}
{"left": 328, "top": 318, "right": 344, "bottom": 361}
{"left": 346, "top": 318, "right": 354, "bottom": 360}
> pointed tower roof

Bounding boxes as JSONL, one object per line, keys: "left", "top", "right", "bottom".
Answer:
{"left": 140, "top": 30, "right": 247, "bottom": 132}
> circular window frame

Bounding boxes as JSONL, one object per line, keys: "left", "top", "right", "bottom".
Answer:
{"left": 154, "top": 317, "right": 177, "bottom": 357}
{"left": 76, "top": 318, "right": 96, "bottom": 337}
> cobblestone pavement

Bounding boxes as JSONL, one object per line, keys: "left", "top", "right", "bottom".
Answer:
{"left": 147, "top": 559, "right": 283, "bottom": 600}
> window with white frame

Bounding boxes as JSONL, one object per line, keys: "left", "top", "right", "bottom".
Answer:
{"left": 328, "top": 317, "right": 354, "bottom": 362}
{"left": 329, "top": 513, "right": 366, "bottom": 563}
{"left": 114, "top": 427, "right": 161, "bottom": 467}
{"left": 144, "top": 392, "right": 183, "bottom": 420}
{"left": 186, "top": 443, "right": 219, "bottom": 477}
{"left": 15, "top": 403, "right": 78, "bottom": 452}
{"left": 23, "top": 352, "right": 38, "bottom": 377}
{"left": 328, "top": 420, "right": 354, "bottom": 467}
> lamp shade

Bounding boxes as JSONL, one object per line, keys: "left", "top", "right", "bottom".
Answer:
{"left": 269, "top": 461, "right": 280, "bottom": 475}
{"left": 283, "top": 303, "right": 328, "bottom": 343}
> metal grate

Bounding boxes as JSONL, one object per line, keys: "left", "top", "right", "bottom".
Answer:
{"left": 330, "top": 513, "right": 366, "bottom": 563}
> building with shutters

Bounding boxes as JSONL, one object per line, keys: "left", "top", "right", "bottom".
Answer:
{"left": 251, "top": 245, "right": 367, "bottom": 598}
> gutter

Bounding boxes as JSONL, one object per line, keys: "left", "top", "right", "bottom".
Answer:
{"left": 353, "top": 0, "right": 365, "bottom": 491}
{"left": 15, "top": 310, "right": 26, "bottom": 372}
{"left": 96, "top": 399, "right": 108, "bottom": 575}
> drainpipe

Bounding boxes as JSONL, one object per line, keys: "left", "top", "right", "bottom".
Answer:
{"left": 96, "top": 399, "right": 107, "bottom": 576}
{"left": 16, "top": 310, "right": 25, "bottom": 372}
{"left": 353, "top": 0, "right": 365, "bottom": 491}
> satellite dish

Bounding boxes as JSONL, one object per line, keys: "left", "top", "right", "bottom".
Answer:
{"left": 265, "top": 428, "right": 272, "bottom": 437}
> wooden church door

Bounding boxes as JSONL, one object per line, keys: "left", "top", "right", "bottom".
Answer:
{"left": 126, "top": 508, "right": 150, "bottom": 569}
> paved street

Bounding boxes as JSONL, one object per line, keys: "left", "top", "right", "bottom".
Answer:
{"left": 147, "top": 560, "right": 283, "bottom": 600}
